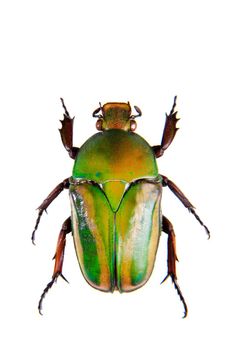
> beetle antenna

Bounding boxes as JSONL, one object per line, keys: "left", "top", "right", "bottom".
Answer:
{"left": 93, "top": 103, "right": 103, "bottom": 118}
{"left": 131, "top": 105, "right": 142, "bottom": 119}
{"left": 99, "top": 102, "right": 103, "bottom": 115}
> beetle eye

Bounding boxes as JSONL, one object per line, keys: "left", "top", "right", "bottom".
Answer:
{"left": 96, "top": 119, "right": 103, "bottom": 131}
{"left": 130, "top": 120, "right": 137, "bottom": 131}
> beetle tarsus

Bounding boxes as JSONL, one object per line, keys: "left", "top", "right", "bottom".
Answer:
{"left": 171, "top": 275, "right": 188, "bottom": 318}
{"left": 38, "top": 275, "right": 58, "bottom": 315}
{"left": 38, "top": 271, "right": 70, "bottom": 314}
{"left": 31, "top": 208, "right": 44, "bottom": 244}
{"left": 189, "top": 208, "right": 210, "bottom": 239}
{"left": 161, "top": 273, "right": 188, "bottom": 318}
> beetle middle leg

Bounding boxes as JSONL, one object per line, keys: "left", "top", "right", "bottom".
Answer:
{"left": 38, "top": 216, "right": 71, "bottom": 315}
{"left": 31, "top": 178, "right": 70, "bottom": 244}
{"left": 161, "top": 175, "right": 210, "bottom": 238}
{"left": 161, "top": 215, "right": 188, "bottom": 318}
{"left": 152, "top": 96, "right": 179, "bottom": 158}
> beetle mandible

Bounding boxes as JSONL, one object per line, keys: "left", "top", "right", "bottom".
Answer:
{"left": 32, "top": 97, "right": 210, "bottom": 317}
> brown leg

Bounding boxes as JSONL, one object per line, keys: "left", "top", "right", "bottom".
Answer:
{"left": 162, "top": 215, "right": 188, "bottom": 318}
{"left": 152, "top": 96, "right": 179, "bottom": 158}
{"left": 38, "top": 217, "right": 71, "bottom": 315}
{"left": 60, "top": 98, "right": 79, "bottom": 159}
{"left": 161, "top": 175, "right": 210, "bottom": 239}
{"left": 31, "top": 178, "right": 70, "bottom": 244}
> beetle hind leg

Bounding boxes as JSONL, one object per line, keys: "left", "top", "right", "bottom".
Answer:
{"left": 161, "top": 215, "right": 188, "bottom": 318}
{"left": 38, "top": 217, "right": 71, "bottom": 315}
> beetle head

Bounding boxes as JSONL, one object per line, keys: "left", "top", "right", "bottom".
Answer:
{"left": 93, "top": 102, "right": 142, "bottom": 132}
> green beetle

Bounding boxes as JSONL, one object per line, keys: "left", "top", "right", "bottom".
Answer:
{"left": 32, "top": 97, "right": 209, "bottom": 317}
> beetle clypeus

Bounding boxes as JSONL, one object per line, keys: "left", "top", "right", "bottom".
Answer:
{"left": 32, "top": 97, "right": 209, "bottom": 317}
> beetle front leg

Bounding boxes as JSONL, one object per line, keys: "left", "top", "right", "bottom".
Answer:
{"left": 161, "top": 175, "right": 210, "bottom": 238}
{"left": 152, "top": 96, "right": 179, "bottom": 158}
{"left": 38, "top": 216, "right": 71, "bottom": 315}
{"left": 161, "top": 215, "right": 188, "bottom": 318}
{"left": 31, "top": 178, "right": 70, "bottom": 244}
{"left": 59, "top": 98, "right": 79, "bottom": 159}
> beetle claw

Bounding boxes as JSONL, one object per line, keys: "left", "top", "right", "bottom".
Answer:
{"left": 31, "top": 235, "right": 36, "bottom": 245}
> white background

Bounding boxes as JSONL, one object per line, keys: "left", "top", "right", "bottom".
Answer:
{"left": 0, "top": 0, "right": 232, "bottom": 349}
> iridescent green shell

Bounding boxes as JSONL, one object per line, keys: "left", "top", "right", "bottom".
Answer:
{"left": 70, "top": 129, "right": 162, "bottom": 292}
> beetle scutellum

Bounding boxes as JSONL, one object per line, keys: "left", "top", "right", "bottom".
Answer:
{"left": 32, "top": 97, "right": 209, "bottom": 317}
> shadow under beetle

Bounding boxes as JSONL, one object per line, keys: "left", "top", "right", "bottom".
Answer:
{"left": 32, "top": 97, "right": 210, "bottom": 317}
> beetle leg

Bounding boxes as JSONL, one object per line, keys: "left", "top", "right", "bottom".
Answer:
{"left": 31, "top": 178, "right": 70, "bottom": 244}
{"left": 152, "top": 96, "right": 179, "bottom": 158}
{"left": 161, "top": 215, "right": 188, "bottom": 318}
{"left": 38, "top": 217, "right": 71, "bottom": 315}
{"left": 161, "top": 175, "right": 210, "bottom": 239}
{"left": 59, "top": 98, "right": 79, "bottom": 159}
